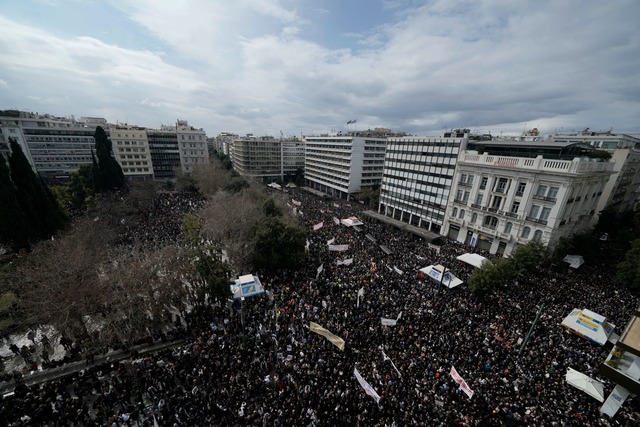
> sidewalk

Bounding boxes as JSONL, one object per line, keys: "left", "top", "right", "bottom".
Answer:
{"left": 0, "top": 339, "right": 186, "bottom": 396}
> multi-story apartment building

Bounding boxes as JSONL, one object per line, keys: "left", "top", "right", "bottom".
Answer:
{"left": 304, "top": 133, "right": 387, "bottom": 200}
{"left": 553, "top": 130, "right": 640, "bottom": 214}
{"left": 213, "top": 132, "right": 238, "bottom": 157}
{"left": 147, "top": 126, "right": 181, "bottom": 180}
{"left": 0, "top": 110, "right": 104, "bottom": 180}
{"left": 232, "top": 136, "right": 305, "bottom": 182}
{"left": 442, "top": 140, "right": 614, "bottom": 255}
{"left": 108, "top": 125, "right": 153, "bottom": 180}
{"left": 176, "top": 120, "right": 208, "bottom": 173}
{"left": 378, "top": 131, "right": 468, "bottom": 233}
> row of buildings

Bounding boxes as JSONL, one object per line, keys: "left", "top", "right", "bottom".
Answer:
{"left": 214, "top": 127, "right": 640, "bottom": 257}
{"left": 3, "top": 108, "right": 639, "bottom": 257}
{"left": 0, "top": 110, "right": 208, "bottom": 181}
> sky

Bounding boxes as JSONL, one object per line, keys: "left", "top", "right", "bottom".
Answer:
{"left": 1, "top": 0, "right": 639, "bottom": 138}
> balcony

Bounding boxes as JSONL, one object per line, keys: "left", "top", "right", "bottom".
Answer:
{"left": 453, "top": 198, "right": 468, "bottom": 205}
{"left": 471, "top": 203, "right": 482, "bottom": 209}
{"left": 515, "top": 191, "right": 524, "bottom": 197}
{"left": 525, "top": 216, "right": 548, "bottom": 225}
{"left": 532, "top": 194, "right": 557, "bottom": 202}
{"left": 487, "top": 207, "right": 499, "bottom": 213}
{"left": 458, "top": 181, "right": 472, "bottom": 187}
{"left": 494, "top": 187, "right": 506, "bottom": 194}
{"left": 505, "top": 211, "right": 519, "bottom": 218}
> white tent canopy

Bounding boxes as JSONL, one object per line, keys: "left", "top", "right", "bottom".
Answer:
{"left": 456, "top": 253, "right": 489, "bottom": 268}
{"left": 419, "top": 265, "right": 464, "bottom": 289}
{"left": 267, "top": 182, "right": 282, "bottom": 190}
{"left": 561, "top": 308, "right": 615, "bottom": 346}
{"left": 566, "top": 367, "right": 605, "bottom": 402}
{"left": 563, "top": 255, "right": 585, "bottom": 269}
{"left": 341, "top": 217, "right": 364, "bottom": 227}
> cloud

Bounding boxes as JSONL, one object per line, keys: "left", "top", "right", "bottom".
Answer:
{"left": 1, "top": 0, "right": 639, "bottom": 137}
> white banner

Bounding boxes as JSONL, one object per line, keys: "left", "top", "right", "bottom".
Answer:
{"left": 337, "top": 258, "right": 353, "bottom": 266}
{"left": 393, "top": 266, "right": 403, "bottom": 275}
{"left": 333, "top": 216, "right": 340, "bottom": 225}
{"left": 334, "top": 203, "right": 340, "bottom": 208}
{"left": 313, "top": 222, "right": 324, "bottom": 231}
{"left": 305, "top": 239, "right": 310, "bottom": 252}
{"left": 292, "top": 207, "right": 297, "bottom": 216}
{"left": 292, "top": 199, "right": 302, "bottom": 206}
{"left": 381, "top": 349, "right": 402, "bottom": 377}
{"left": 327, "top": 238, "right": 336, "bottom": 245}
{"left": 450, "top": 366, "right": 474, "bottom": 399}
{"left": 354, "top": 367, "right": 381, "bottom": 404}
{"left": 316, "top": 263, "right": 324, "bottom": 279}
{"left": 328, "top": 244, "right": 349, "bottom": 252}
{"left": 381, "top": 318, "right": 397, "bottom": 326}
{"left": 357, "top": 286, "right": 364, "bottom": 308}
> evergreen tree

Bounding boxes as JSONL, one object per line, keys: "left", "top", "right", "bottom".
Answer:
{"left": 0, "top": 154, "right": 29, "bottom": 250}
{"left": 93, "top": 126, "right": 125, "bottom": 192}
{"left": 7, "top": 138, "right": 66, "bottom": 246}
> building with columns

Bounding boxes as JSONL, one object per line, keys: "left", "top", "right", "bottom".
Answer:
{"left": 442, "top": 145, "right": 614, "bottom": 255}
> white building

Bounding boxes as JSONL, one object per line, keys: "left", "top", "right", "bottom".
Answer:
{"left": 553, "top": 130, "right": 640, "bottom": 214}
{"left": 442, "top": 150, "right": 614, "bottom": 255}
{"left": 0, "top": 110, "right": 104, "bottom": 180}
{"left": 176, "top": 120, "right": 208, "bottom": 173}
{"left": 232, "top": 136, "right": 305, "bottom": 183}
{"left": 304, "top": 134, "right": 387, "bottom": 200}
{"left": 378, "top": 133, "right": 468, "bottom": 233}
{"left": 109, "top": 125, "right": 153, "bottom": 180}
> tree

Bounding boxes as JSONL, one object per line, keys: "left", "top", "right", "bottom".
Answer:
{"left": 93, "top": 126, "right": 125, "bottom": 192}
{"left": 7, "top": 138, "right": 67, "bottom": 246}
{"left": 252, "top": 215, "right": 307, "bottom": 269}
{"left": 0, "top": 154, "right": 29, "bottom": 250}
{"left": 68, "top": 164, "right": 95, "bottom": 209}
{"left": 468, "top": 257, "right": 517, "bottom": 298}
{"left": 511, "top": 241, "right": 546, "bottom": 275}
{"left": 615, "top": 238, "right": 640, "bottom": 290}
{"left": 191, "top": 161, "right": 232, "bottom": 198}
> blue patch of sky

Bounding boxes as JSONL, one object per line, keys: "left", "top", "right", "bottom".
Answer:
{"left": 300, "top": 0, "right": 395, "bottom": 51}
{"left": 0, "top": 0, "right": 165, "bottom": 53}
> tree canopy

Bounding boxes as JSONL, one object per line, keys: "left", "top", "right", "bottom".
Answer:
{"left": 93, "top": 126, "right": 125, "bottom": 192}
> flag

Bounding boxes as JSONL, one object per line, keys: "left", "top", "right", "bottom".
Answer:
{"left": 333, "top": 216, "right": 340, "bottom": 225}
{"left": 354, "top": 367, "right": 380, "bottom": 403}
{"left": 450, "top": 366, "right": 474, "bottom": 399}
{"left": 381, "top": 349, "right": 402, "bottom": 377}
{"left": 393, "top": 266, "right": 403, "bottom": 275}
{"left": 328, "top": 244, "right": 349, "bottom": 251}
{"left": 327, "top": 237, "right": 336, "bottom": 245}
{"left": 346, "top": 120, "right": 353, "bottom": 124}
{"left": 337, "top": 258, "right": 353, "bottom": 266}
{"left": 310, "top": 322, "right": 345, "bottom": 351}
{"left": 305, "top": 239, "right": 310, "bottom": 252}
{"left": 316, "top": 263, "right": 324, "bottom": 279}
{"left": 153, "top": 414, "right": 159, "bottom": 427}
{"left": 334, "top": 203, "right": 340, "bottom": 208}
{"left": 313, "top": 222, "right": 324, "bottom": 231}
{"left": 292, "top": 199, "right": 302, "bottom": 206}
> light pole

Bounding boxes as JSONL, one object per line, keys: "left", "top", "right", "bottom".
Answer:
{"left": 518, "top": 304, "right": 545, "bottom": 357}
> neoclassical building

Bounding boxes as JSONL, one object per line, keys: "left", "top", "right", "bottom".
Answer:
{"left": 443, "top": 149, "right": 614, "bottom": 255}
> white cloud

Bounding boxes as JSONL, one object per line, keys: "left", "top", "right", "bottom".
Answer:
{"left": 1, "top": 0, "right": 639, "bottom": 136}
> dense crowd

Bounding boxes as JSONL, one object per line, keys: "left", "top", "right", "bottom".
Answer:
{"left": 1, "top": 188, "right": 639, "bottom": 426}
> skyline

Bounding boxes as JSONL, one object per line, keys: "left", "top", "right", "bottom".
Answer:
{"left": 1, "top": 0, "right": 639, "bottom": 137}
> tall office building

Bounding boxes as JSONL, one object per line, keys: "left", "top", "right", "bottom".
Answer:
{"left": 378, "top": 131, "right": 468, "bottom": 233}
{"left": 304, "top": 132, "right": 387, "bottom": 200}
{"left": 0, "top": 110, "right": 104, "bottom": 180}
{"left": 147, "top": 126, "right": 181, "bottom": 180}
{"left": 232, "top": 136, "right": 304, "bottom": 182}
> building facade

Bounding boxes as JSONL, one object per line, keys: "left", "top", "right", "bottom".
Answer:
{"left": 442, "top": 151, "right": 613, "bottom": 255}
{"left": 147, "top": 126, "right": 181, "bottom": 180}
{"left": 0, "top": 110, "right": 104, "bottom": 180}
{"left": 232, "top": 136, "right": 304, "bottom": 183}
{"left": 378, "top": 134, "right": 468, "bottom": 233}
{"left": 176, "top": 120, "right": 208, "bottom": 173}
{"left": 304, "top": 135, "right": 387, "bottom": 200}
{"left": 553, "top": 130, "right": 640, "bottom": 214}
{"left": 109, "top": 125, "right": 153, "bottom": 180}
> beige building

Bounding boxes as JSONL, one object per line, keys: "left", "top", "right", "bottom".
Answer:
{"left": 109, "top": 125, "right": 153, "bottom": 180}
{"left": 176, "top": 120, "right": 208, "bottom": 173}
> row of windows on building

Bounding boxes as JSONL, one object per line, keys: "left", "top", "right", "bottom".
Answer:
{"left": 452, "top": 208, "right": 544, "bottom": 240}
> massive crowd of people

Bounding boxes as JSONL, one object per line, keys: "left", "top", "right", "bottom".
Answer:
{"left": 1, "top": 187, "right": 639, "bottom": 426}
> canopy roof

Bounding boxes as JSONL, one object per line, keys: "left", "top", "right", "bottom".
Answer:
{"left": 419, "top": 265, "right": 463, "bottom": 288}
{"left": 341, "top": 217, "right": 364, "bottom": 227}
{"left": 561, "top": 308, "right": 615, "bottom": 345}
{"left": 267, "top": 182, "right": 282, "bottom": 189}
{"left": 566, "top": 367, "right": 605, "bottom": 402}
{"left": 456, "top": 253, "right": 489, "bottom": 268}
{"left": 563, "top": 254, "right": 584, "bottom": 269}
{"left": 230, "top": 274, "right": 265, "bottom": 299}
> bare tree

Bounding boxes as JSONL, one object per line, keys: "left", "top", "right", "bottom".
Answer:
{"left": 192, "top": 161, "right": 232, "bottom": 198}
